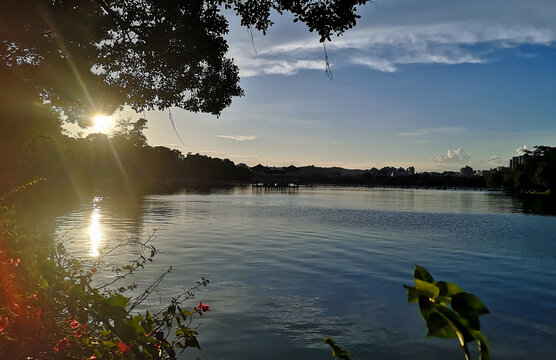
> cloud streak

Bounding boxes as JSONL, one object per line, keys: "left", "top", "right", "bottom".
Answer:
{"left": 217, "top": 134, "right": 257, "bottom": 141}
{"left": 397, "top": 127, "right": 467, "bottom": 137}
{"left": 231, "top": 20, "right": 556, "bottom": 76}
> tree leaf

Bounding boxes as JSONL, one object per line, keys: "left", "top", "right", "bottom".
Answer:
{"left": 323, "top": 338, "right": 351, "bottom": 360}
{"left": 452, "top": 292, "right": 489, "bottom": 319}
{"left": 414, "top": 265, "right": 434, "bottom": 283}
{"left": 404, "top": 285, "right": 420, "bottom": 303}
{"left": 38, "top": 260, "right": 58, "bottom": 284}
{"left": 437, "top": 281, "right": 463, "bottom": 297}
{"left": 425, "top": 311, "right": 458, "bottom": 339}
{"left": 108, "top": 294, "right": 130, "bottom": 309}
{"left": 414, "top": 279, "right": 440, "bottom": 299}
{"left": 433, "top": 304, "right": 475, "bottom": 343}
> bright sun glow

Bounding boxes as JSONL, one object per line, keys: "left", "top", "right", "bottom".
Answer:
{"left": 92, "top": 114, "right": 112, "bottom": 133}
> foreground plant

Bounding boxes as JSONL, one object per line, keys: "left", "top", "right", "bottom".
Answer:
{"left": 404, "top": 265, "right": 490, "bottom": 360}
{"left": 0, "top": 186, "right": 210, "bottom": 359}
{"left": 322, "top": 337, "right": 351, "bottom": 360}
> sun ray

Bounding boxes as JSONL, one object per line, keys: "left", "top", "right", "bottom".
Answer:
{"left": 92, "top": 114, "right": 112, "bottom": 133}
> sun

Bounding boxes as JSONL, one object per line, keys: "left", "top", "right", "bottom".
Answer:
{"left": 92, "top": 114, "right": 112, "bottom": 133}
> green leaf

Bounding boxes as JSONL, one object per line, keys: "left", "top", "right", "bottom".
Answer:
{"left": 38, "top": 260, "right": 58, "bottom": 284}
{"left": 414, "top": 265, "right": 434, "bottom": 283}
{"left": 323, "top": 338, "right": 351, "bottom": 360}
{"left": 114, "top": 320, "right": 137, "bottom": 343}
{"left": 418, "top": 295, "right": 435, "bottom": 320}
{"left": 108, "top": 294, "right": 130, "bottom": 309}
{"left": 437, "top": 281, "right": 463, "bottom": 297}
{"left": 404, "top": 285, "right": 420, "bottom": 303}
{"left": 130, "top": 315, "right": 144, "bottom": 335}
{"left": 452, "top": 292, "right": 489, "bottom": 319}
{"left": 433, "top": 304, "right": 475, "bottom": 343}
{"left": 414, "top": 279, "right": 440, "bottom": 299}
{"left": 425, "top": 311, "right": 458, "bottom": 339}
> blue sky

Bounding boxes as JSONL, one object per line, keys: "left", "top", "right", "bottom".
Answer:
{"left": 97, "top": 0, "right": 556, "bottom": 171}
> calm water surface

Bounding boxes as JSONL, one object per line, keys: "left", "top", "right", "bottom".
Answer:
{"left": 53, "top": 187, "right": 556, "bottom": 359}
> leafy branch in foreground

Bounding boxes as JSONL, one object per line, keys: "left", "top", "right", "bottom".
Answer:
{"left": 404, "top": 265, "right": 490, "bottom": 360}
{"left": 323, "top": 337, "right": 351, "bottom": 360}
{"left": 0, "top": 191, "right": 211, "bottom": 359}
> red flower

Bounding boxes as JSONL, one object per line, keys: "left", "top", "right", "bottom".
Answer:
{"left": 0, "top": 316, "right": 9, "bottom": 332}
{"left": 91, "top": 267, "right": 98, "bottom": 273}
{"left": 53, "top": 337, "right": 70, "bottom": 353}
{"left": 197, "top": 302, "right": 210, "bottom": 312}
{"left": 69, "top": 317, "right": 80, "bottom": 329}
{"left": 117, "top": 341, "right": 131, "bottom": 353}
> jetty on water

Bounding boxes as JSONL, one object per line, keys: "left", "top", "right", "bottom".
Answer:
{"left": 251, "top": 164, "right": 300, "bottom": 188}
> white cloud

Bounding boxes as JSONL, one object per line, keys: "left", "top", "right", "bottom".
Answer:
{"left": 488, "top": 155, "right": 506, "bottom": 166}
{"left": 216, "top": 134, "right": 257, "bottom": 141}
{"left": 161, "top": 143, "right": 186, "bottom": 149}
{"left": 231, "top": 15, "right": 556, "bottom": 76}
{"left": 516, "top": 145, "right": 529, "bottom": 155}
{"left": 233, "top": 51, "right": 326, "bottom": 76}
{"left": 433, "top": 148, "right": 471, "bottom": 163}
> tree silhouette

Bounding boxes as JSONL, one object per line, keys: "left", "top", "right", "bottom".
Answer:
{"left": 1, "top": 0, "right": 370, "bottom": 125}
{"left": 0, "top": 0, "right": 371, "bottom": 189}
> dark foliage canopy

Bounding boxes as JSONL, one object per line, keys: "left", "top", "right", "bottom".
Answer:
{"left": 487, "top": 146, "right": 556, "bottom": 194}
{"left": 1, "top": 0, "right": 370, "bottom": 125}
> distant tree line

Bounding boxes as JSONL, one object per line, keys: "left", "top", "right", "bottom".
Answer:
{"left": 487, "top": 146, "right": 556, "bottom": 195}
{"left": 0, "top": 117, "right": 252, "bottom": 192}
{"left": 5, "top": 110, "right": 551, "bottom": 194}
{"left": 298, "top": 166, "right": 487, "bottom": 188}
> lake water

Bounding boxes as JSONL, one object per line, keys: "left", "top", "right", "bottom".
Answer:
{"left": 52, "top": 187, "right": 556, "bottom": 359}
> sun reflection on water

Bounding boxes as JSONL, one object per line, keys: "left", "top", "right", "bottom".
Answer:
{"left": 88, "top": 197, "right": 103, "bottom": 257}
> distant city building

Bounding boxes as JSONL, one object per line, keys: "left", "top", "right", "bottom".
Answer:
{"left": 510, "top": 155, "right": 524, "bottom": 169}
{"left": 443, "top": 171, "right": 459, "bottom": 177}
{"left": 475, "top": 169, "right": 490, "bottom": 177}
{"left": 407, "top": 166, "right": 415, "bottom": 175}
{"left": 460, "top": 166, "right": 474, "bottom": 177}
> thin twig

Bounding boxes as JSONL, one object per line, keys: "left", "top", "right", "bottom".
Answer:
{"left": 323, "top": 42, "right": 332, "bottom": 79}
{"left": 168, "top": 108, "right": 185, "bottom": 147}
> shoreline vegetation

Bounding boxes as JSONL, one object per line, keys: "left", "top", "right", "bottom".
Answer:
{"left": 2, "top": 117, "right": 553, "bottom": 197}
{"left": 0, "top": 181, "right": 213, "bottom": 359}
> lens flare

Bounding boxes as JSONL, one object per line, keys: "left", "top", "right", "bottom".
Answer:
{"left": 92, "top": 114, "right": 111, "bottom": 133}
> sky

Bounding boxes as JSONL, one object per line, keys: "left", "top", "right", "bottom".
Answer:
{"left": 78, "top": 0, "right": 556, "bottom": 172}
